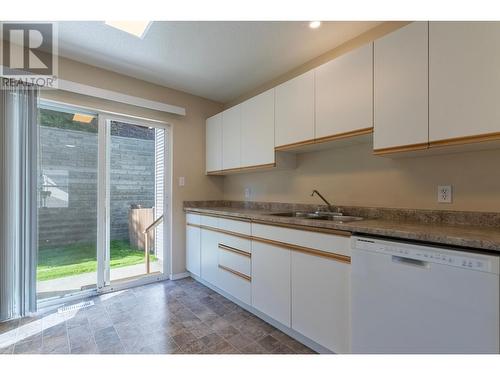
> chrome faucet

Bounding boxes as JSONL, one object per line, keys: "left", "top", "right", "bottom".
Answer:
{"left": 311, "top": 189, "right": 336, "bottom": 213}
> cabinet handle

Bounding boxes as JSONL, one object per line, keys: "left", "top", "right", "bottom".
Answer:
{"left": 218, "top": 243, "right": 251, "bottom": 258}
{"left": 218, "top": 264, "right": 251, "bottom": 282}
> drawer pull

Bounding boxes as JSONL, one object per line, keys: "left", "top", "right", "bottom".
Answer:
{"left": 218, "top": 264, "right": 251, "bottom": 282}
{"left": 218, "top": 243, "right": 251, "bottom": 258}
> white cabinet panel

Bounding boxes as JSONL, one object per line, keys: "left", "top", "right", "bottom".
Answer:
{"left": 252, "top": 241, "right": 291, "bottom": 327}
{"left": 222, "top": 105, "right": 242, "bottom": 170}
{"left": 206, "top": 113, "right": 222, "bottom": 173}
{"left": 218, "top": 246, "right": 251, "bottom": 276}
{"left": 291, "top": 252, "right": 350, "bottom": 353}
{"left": 316, "top": 43, "right": 373, "bottom": 139}
{"left": 374, "top": 22, "right": 428, "bottom": 151}
{"left": 251, "top": 223, "right": 351, "bottom": 257}
{"left": 218, "top": 217, "right": 251, "bottom": 236}
{"left": 275, "top": 70, "right": 315, "bottom": 147}
{"left": 429, "top": 22, "right": 500, "bottom": 142}
{"left": 241, "top": 88, "right": 275, "bottom": 167}
{"left": 217, "top": 266, "right": 251, "bottom": 305}
{"left": 186, "top": 213, "right": 201, "bottom": 225}
{"left": 186, "top": 224, "right": 201, "bottom": 276}
{"left": 200, "top": 228, "right": 219, "bottom": 287}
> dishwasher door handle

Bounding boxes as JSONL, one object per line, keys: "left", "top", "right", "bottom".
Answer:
{"left": 392, "top": 255, "right": 429, "bottom": 268}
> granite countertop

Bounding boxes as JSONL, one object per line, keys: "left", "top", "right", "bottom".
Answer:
{"left": 184, "top": 204, "right": 500, "bottom": 253}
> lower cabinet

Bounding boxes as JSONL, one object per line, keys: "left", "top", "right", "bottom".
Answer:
{"left": 186, "top": 224, "right": 201, "bottom": 276}
{"left": 251, "top": 241, "right": 291, "bottom": 327}
{"left": 291, "top": 251, "right": 351, "bottom": 353}
{"left": 187, "top": 214, "right": 352, "bottom": 353}
{"left": 200, "top": 228, "right": 219, "bottom": 287}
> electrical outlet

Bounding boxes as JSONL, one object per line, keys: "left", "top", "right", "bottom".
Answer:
{"left": 438, "top": 185, "right": 452, "bottom": 203}
{"left": 179, "top": 176, "right": 185, "bottom": 187}
{"left": 244, "top": 187, "right": 251, "bottom": 199}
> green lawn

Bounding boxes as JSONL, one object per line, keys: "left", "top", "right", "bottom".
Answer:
{"left": 37, "top": 240, "right": 157, "bottom": 281}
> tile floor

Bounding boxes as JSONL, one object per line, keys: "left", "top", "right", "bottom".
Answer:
{"left": 0, "top": 278, "right": 316, "bottom": 354}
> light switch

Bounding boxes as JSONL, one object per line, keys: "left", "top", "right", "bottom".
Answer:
{"left": 244, "top": 187, "right": 251, "bottom": 199}
{"left": 179, "top": 176, "right": 185, "bottom": 186}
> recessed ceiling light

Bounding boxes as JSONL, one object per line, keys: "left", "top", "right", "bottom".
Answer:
{"left": 309, "top": 21, "right": 322, "bottom": 29}
{"left": 104, "top": 21, "right": 152, "bottom": 38}
{"left": 65, "top": 144, "right": 76, "bottom": 148}
{"left": 73, "top": 113, "right": 95, "bottom": 123}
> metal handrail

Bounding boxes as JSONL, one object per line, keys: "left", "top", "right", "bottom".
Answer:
{"left": 144, "top": 214, "right": 164, "bottom": 234}
{"left": 143, "top": 214, "right": 163, "bottom": 274}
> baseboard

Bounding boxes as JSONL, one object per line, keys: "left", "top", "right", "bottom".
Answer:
{"left": 189, "top": 273, "right": 334, "bottom": 354}
{"left": 170, "top": 271, "right": 190, "bottom": 280}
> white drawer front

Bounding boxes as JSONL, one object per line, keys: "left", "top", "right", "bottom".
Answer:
{"left": 218, "top": 217, "right": 251, "bottom": 235}
{"left": 217, "top": 266, "right": 251, "bottom": 305}
{"left": 218, "top": 233, "right": 251, "bottom": 253}
{"left": 200, "top": 214, "right": 219, "bottom": 228}
{"left": 218, "top": 246, "right": 251, "bottom": 276}
{"left": 186, "top": 213, "right": 201, "bottom": 225}
{"left": 252, "top": 223, "right": 351, "bottom": 256}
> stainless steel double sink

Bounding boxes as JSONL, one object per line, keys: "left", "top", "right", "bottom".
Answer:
{"left": 268, "top": 211, "right": 363, "bottom": 223}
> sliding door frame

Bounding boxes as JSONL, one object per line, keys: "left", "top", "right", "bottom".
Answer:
{"left": 97, "top": 113, "right": 172, "bottom": 293}
{"left": 37, "top": 99, "right": 172, "bottom": 307}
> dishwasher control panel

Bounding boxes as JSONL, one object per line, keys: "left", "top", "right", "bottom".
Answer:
{"left": 353, "top": 237, "right": 495, "bottom": 273}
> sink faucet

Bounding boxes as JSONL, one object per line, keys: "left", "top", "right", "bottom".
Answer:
{"left": 311, "top": 190, "right": 335, "bottom": 212}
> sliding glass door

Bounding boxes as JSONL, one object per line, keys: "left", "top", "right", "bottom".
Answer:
{"left": 37, "top": 104, "right": 99, "bottom": 301}
{"left": 106, "top": 119, "right": 166, "bottom": 285}
{"left": 37, "top": 103, "right": 169, "bottom": 303}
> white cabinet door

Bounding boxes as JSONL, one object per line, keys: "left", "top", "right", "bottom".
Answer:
{"left": 374, "top": 22, "right": 428, "bottom": 151}
{"left": 186, "top": 224, "right": 201, "bottom": 276}
{"left": 200, "top": 228, "right": 219, "bottom": 287}
{"left": 291, "top": 252, "right": 350, "bottom": 353}
{"left": 206, "top": 113, "right": 222, "bottom": 173}
{"left": 251, "top": 241, "right": 291, "bottom": 327}
{"left": 222, "top": 105, "right": 242, "bottom": 170}
{"left": 241, "top": 88, "right": 275, "bottom": 167}
{"left": 275, "top": 70, "right": 315, "bottom": 147}
{"left": 315, "top": 43, "right": 373, "bottom": 139}
{"left": 429, "top": 22, "right": 500, "bottom": 142}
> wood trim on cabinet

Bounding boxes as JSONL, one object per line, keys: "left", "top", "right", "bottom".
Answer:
{"left": 274, "top": 139, "right": 316, "bottom": 151}
{"left": 314, "top": 127, "right": 373, "bottom": 145}
{"left": 185, "top": 211, "right": 251, "bottom": 223}
{"left": 197, "top": 224, "right": 253, "bottom": 240}
{"left": 373, "top": 142, "right": 429, "bottom": 155}
{"left": 429, "top": 131, "right": 500, "bottom": 148}
{"left": 218, "top": 264, "right": 252, "bottom": 281}
{"left": 187, "top": 215, "right": 352, "bottom": 264}
{"left": 207, "top": 163, "right": 276, "bottom": 175}
{"left": 275, "top": 127, "right": 374, "bottom": 152}
{"left": 252, "top": 219, "right": 351, "bottom": 237}
{"left": 218, "top": 243, "right": 251, "bottom": 258}
{"left": 252, "top": 236, "right": 351, "bottom": 264}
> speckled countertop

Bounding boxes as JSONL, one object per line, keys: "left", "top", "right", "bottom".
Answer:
{"left": 184, "top": 201, "right": 500, "bottom": 252}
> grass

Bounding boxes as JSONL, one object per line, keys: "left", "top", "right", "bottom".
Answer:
{"left": 37, "top": 240, "right": 157, "bottom": 281}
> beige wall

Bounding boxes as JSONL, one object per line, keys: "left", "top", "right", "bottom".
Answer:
{"left": 223, "top": 143, "right": 500, "bottom": 212}
{"left": 42, "top": 56, "right": 224, "bottom": 276}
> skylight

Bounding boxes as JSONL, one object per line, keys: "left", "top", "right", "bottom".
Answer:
{"left": 104, "top": 21, "right": 152, "bottom": 38}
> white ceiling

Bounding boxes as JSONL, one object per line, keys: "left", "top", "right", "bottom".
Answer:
{"left": 56, "top": 21, "right": 381, "bottom": 103}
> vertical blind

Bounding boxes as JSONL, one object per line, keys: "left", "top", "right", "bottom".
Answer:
{"left": 0, "top": 83, "right": 38, "bottom": 321}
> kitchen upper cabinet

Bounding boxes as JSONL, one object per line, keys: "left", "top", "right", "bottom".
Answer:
{"left": 275, "top": 70, "right": 315, "bottom": 148}
{"left": 186, "top": 223, "right": 201, "bottom": 277}
{"left": 429, "top": 22, "right": 500, "bottom": 143}
{"left": 374, "top": 22, "right": 429, "bottom": 153}
{"left": 222, "top": 105, "right": 242, "bottom": 170}
{"left": 315, "top": 43, "right": 373, "bottom": 139}
{"left": 252, "top": 241, "right": 291, "bottom": 327}
{"left": 200, "top": 228, "right": 219, "bottom": 287}
{"left": 240, "top": 88, "right": 275, "bottom": 167}
{"left": 291, "top": 252, "right": 350, "bottom": 353}
{"left": 206, "top": 113, "right": 222, "bottom": 173}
